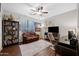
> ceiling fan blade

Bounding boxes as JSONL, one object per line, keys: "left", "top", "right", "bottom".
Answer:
{"left": 30, "top": 9, "right": 36, "bottom": 12}
{"left": 42, "top": 12, "right": 48, "bottom": 14}
{"left": 31, "top": 12, "right": 37, "bottom": 15}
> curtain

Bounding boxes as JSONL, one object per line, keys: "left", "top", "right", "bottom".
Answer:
{"left": 20, "top": 19, "right": 35, "bottom": 32}
{"left": 27, "top": 20, "right": 35, "bottom": 32}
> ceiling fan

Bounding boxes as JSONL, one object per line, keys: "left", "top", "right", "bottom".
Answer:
{"left": 25, "top": 3, "right": 48, "bottom": 15}
{"left": 31, "top": 6, "right": 48, "bottom": 15}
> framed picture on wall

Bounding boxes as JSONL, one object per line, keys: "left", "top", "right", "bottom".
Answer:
{"left": 35, "top": 22, "right": 41, "bottom": 32}
{"left": 35, "top": 28, "right": 41, "bottom": 32}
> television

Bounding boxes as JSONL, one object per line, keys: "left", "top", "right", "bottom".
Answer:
{"left": 48, "top": 26, "right": 59, "bottom": 33}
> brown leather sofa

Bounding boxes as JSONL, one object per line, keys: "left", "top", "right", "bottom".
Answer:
{"left": 22, "top": 32, "right": 39, "bottom": 44}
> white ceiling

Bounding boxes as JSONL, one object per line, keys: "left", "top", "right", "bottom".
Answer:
{"left": 1, "top": 3, "right": 77, "bottom": 20}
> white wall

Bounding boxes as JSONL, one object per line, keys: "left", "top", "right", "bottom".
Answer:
{"left": 45, "top": 10, "right": 77, "bottom": 42}
{"left": 0, "top": 4, "right": 2, "bottom": 51}
{"left": 54, "top": 10, "right": 77, "bottom": 36}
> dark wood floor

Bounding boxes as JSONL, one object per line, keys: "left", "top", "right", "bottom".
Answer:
{"left": 0, "top": 44, "right": 60, "bottom": 56}
{"left": 0, "top": 45, "right": 21, "bottom": 56}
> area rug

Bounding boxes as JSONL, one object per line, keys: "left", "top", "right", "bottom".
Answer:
{"left": 19, "top": 40, "right": 54, "bottom": 56}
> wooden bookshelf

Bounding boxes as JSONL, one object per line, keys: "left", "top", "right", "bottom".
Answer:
{"left": 2, "top": 20, "right": 19, "bottom": 47}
